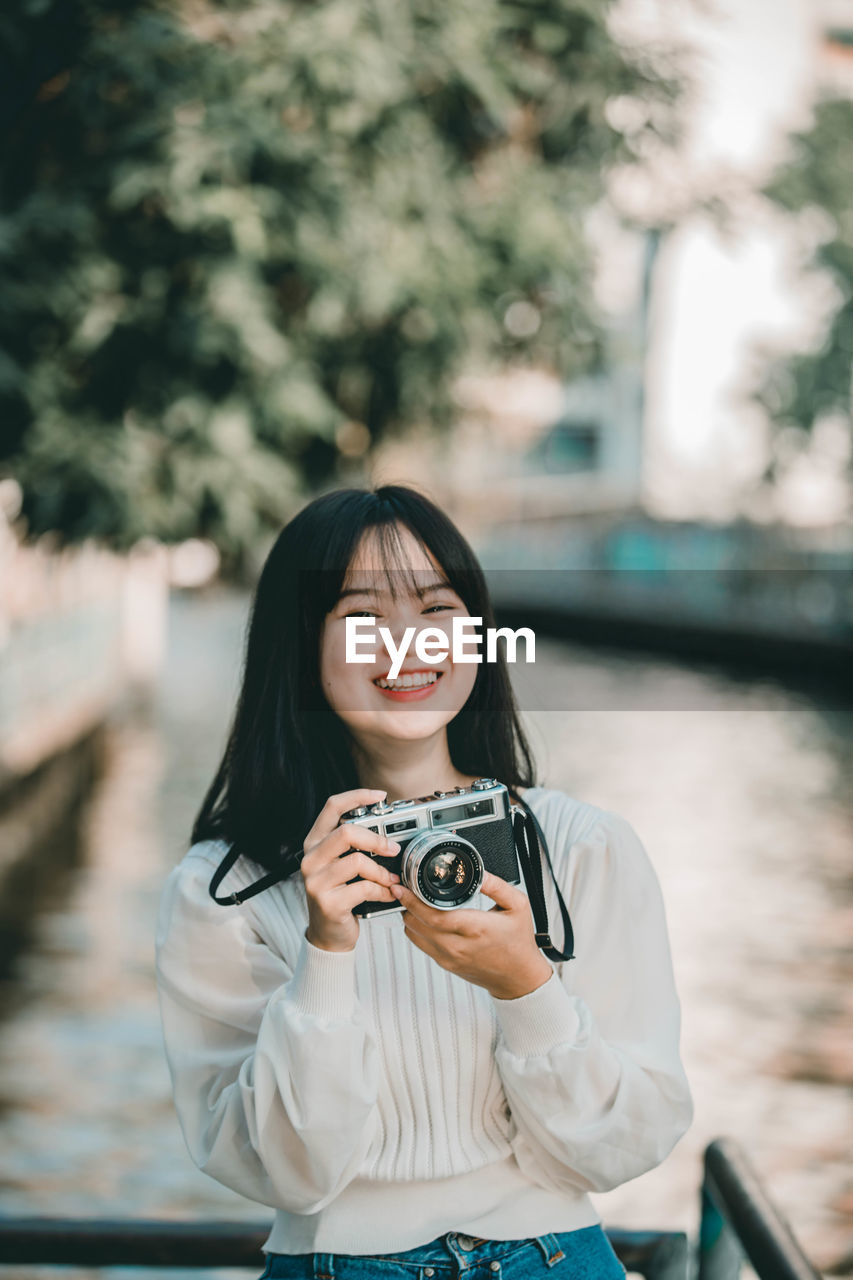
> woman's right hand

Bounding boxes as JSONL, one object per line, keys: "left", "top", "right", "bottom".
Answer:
{"left": 301, "top": 789, "right": 402, "bottom": 953}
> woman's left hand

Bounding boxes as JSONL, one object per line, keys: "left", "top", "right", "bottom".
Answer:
{"left": 393, "top": 872, "right": 553, "bottom": 1000}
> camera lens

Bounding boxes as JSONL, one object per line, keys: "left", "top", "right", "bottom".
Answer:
{"left": 402, "top": 833, "right": 483, "bottom": 909}
{"left": 421, "top": 847, "right": 477, "bottom": 903}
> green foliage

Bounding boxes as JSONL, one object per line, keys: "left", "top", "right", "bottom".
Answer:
{"left": 0, "top": 0, "right": 679, "bottom": 565}
{"left": 758, "top": 96, "right": 853, "bottom": 469}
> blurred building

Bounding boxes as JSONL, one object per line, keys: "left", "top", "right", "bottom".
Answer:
{"left": 369, "top": 0, "right": 853, "bottom": 541}
{"left": 515, "top": 228, "right": 660, "bottom": 514}
{"left": 371, "top": 225, "right": 658, "bottom": 538}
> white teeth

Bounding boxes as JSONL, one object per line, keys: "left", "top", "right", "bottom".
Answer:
{"left": 375, "top": 671, "right": 440, "bottom": 690}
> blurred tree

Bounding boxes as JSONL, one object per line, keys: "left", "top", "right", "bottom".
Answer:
{"left": 0, "top": 0, "right": 678, "bottom": 572}
{"left": 758, "top": 96, "right": 853, "bottom": 480}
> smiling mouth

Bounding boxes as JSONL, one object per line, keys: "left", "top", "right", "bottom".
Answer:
{"left": 373, "top": 670, "right": 443, "bottom": 692}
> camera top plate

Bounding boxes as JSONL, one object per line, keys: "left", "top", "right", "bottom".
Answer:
{"left": 340, "top": 778, "right": 507, "bottom": 837}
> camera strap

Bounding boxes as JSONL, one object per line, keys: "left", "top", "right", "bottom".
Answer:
{"left": 512, "top": 799, "right": 575, "bottom": 963}
{"left": 208, "top": 843, "right": 289, "bottom": 905}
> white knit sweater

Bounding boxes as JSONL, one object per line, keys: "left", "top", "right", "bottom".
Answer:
{"left": 154, "top": 787, "right": 693, "bottom": 1255}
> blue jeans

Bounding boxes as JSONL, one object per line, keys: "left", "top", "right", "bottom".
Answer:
{"left": 257, "top": 1224, "right": 628, "bottom": 1279}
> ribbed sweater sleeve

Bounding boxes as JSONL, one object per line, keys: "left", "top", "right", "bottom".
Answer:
{"left": 154, "top": 853, "right": 381, "bottom": 1214}
{"left": 490, "top": 807, "right": 693, "bottom": 1195}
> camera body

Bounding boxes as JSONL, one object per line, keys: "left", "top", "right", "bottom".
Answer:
{"left": 339, "top": 778, "right": 520, "bottom": 918}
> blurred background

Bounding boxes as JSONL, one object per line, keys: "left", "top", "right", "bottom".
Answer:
{"left": 0, "top": 0, "right": 851, "bottom": 1277}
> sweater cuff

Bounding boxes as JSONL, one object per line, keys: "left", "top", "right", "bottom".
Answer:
{"left": 286, "top": 935, "right": 358, "bottom": 1021}
{"left": 492, "top": 971, "right": 585, "bottom": 1057}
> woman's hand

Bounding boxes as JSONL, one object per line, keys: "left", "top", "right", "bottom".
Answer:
{"left": 302, "top": 789, "right": 402, "bottom": 953}
{"left": 393, "top": 872, "right": 553, "bottom": 1000}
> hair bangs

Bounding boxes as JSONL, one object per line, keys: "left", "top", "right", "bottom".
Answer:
{"left": 337, "top": 518, "right": 449, "bottom": 610}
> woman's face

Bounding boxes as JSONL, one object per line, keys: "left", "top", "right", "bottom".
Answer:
{"left": 319, "top": 524, "right": 479, "bottom": 746}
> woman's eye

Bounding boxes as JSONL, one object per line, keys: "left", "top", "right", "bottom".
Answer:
{"left": 423, "top": 603, "right": 454, "bottom": 614}
{"left": 345, "top": 610, "right": 377, "bottom": 618}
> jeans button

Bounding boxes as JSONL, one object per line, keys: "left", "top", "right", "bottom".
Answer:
{"left": 457, "top": 1235, "right": 475, "bottom": 1251}
{"left": 490, "top": 1264, "right": 500, "bottom": 1274}
{"left": 424, "top": 1270, "right": 435, "bottom": 1278}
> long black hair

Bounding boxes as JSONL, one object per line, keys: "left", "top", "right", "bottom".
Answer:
{"left": 191, "top": 484, "right": 537, "bottom": 878}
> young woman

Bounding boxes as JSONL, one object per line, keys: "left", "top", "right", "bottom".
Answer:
{"left": 155, "top": 484, "right": 693, "bottom": 1280}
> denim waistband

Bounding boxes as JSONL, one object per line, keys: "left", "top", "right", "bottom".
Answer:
{"left": 375, "top": 1230, "right": 569, "bottom": 1268}
{"left": 261, "top": 1224, "right": 620, "bottom": 1279}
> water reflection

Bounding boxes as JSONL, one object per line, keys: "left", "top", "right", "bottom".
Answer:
{"left": 0, "top": 591, "right": 850, "bottom": 1277}
{"left": 524, "top": 639, "right": 853, "bottom": 1273}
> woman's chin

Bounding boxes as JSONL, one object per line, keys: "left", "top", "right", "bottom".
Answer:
{"left": 353, "top": 706, "right": 459, "bottom": 741}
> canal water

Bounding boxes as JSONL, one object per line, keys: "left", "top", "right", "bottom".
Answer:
{"left": 0, "top": 586, "right": 850, "bottom": 1278}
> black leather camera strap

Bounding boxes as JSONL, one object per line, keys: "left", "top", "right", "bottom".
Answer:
{"left": 513, "top": 799, "right": 575, "bottom": 963}
{"left": 208, "top": 843, "right": 290, "bottom": 905}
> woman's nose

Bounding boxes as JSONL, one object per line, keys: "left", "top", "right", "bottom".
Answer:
{"left": 381, "top": 603, "right": 431, "bottom": 650}
{"left": 383, "top": 609, "right": 418, "bottom": 645}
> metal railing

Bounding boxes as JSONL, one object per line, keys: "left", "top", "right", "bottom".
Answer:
{"left": 0, "top": 1138, "right": 822, "bottom": 1280}
{"left": 698, "top": 1138, "right": 823, "bottom": 1280}
{"left": 0, "top": 1220, "right": 688, "bottom": 1278}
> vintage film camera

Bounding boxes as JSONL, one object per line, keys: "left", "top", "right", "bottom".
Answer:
{"left": 339, "top": 778, "right": 521, "bottom": 918}
{"left": 209, "top": 777, "right": 573, "bottom": 959}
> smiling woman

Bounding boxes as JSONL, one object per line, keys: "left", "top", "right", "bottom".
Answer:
{"left": 180, "top": 487, "right": 535, "bottom": 874}
{"left": 319, "top": 525, "right": 483, "bottom": 737}
{"left": 154, "top": 483, "right": 693, "bottom": 1280}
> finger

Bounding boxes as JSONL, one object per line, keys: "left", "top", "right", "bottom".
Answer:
{"left": 478, "top": 870, "right": 527, "bottom": 911}
{"left": 304, "top": 789, "right": 388, "bottom": 851}
{"left": 305, "top": 823, "right": 400, "bottom": 872}
{"left": 313, "top": 850, "right": 401, "bottom": 891}
{"left": 338, "top": 880, "right": 399, "bottom": 912}
{"left": 393, "top": 885, "right": 478, "bottom": 935}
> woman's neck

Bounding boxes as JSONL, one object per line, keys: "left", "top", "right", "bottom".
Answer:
{"left": 351, "top": 732, "right": 477, "bottom": 804}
